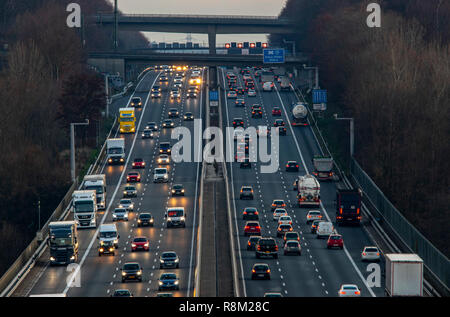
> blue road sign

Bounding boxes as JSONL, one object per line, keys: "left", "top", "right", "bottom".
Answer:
{"left": 263, "top": 49, "right": 285, "bottom": 64}
{"left": 312, "top": 89, "right": 327, "bottom": 104}
{"left": 209, "top": 91, "right": 219, "bottom": 101}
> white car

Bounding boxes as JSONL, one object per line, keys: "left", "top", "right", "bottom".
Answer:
{"left": 316, "top": 221, "right": 334, "bottom": 239}
{"left": 262, "top": 82, "right": 273, "bottom": 91}
{"left": 118, "top": 199, "right": 134, "bottom": 212}
{"left": 278, "top": 215, "right": 292, "bottom": 225}
{"left": 112, "top": 208, "right": 129, "bottom": 221}
{"left": 157, "top": 154, "right": 170, "bottom": 165}
{"left": 227, "top": 90, "right": 237, "bottom": 98}
{"left": 306, "top": 210, "right": 323, "bottom": 224}
{"left": 247, "top": 89, "right": 256, "bottom": 97}
{"left": 154, "top": 168, "right": 169, "bottom": 183}
{"left": 273, "top": 208, "right": 287, "bottom": 221}
{"left": 338, "top": 284, "right": 361, "bottom": 297}
{"left": 361, "top": 246, "right": 381, "bottom": 262}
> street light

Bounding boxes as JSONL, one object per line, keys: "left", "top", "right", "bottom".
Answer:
{"left": 303, "top": 64, "right": 319, "bottom": 90}
{"left": 70, "top": 119, "right": 90, "bottom": 183}
{"left": 333, "top": 114, "right": 354, "bottom": 157}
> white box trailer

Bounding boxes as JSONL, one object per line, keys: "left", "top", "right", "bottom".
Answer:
{"left": 385, "top": 254, "right": 423, "bottom": 297}
{"left": 82, "top": 174, "right": 107, "bottom": 210}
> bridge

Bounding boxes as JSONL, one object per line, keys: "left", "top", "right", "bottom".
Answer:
{"left": 92, "top": 13, "right": 296, "bottom": 54}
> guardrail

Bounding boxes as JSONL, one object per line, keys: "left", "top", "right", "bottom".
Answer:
{"left": 95, "top": 12, "right": 283, "bottom": 21}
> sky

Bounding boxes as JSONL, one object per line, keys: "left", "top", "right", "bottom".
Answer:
{"left": 106, "top": 0, "right": 287, "bottom": 45}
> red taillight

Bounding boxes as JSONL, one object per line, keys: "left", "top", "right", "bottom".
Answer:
{"left": 275, "top": 245, "right": 278, "bottom": 251}
{"left": 340, "top": 291, "right": 346, "bottom": 295}
{"left": 355, "top": 291, "right": 360, "bottom": 295}
{"left": 296, "top": 165, "right": 299, "bottom": 168}
{"left": 362, "top": 252, "right": 366, "bottom": 256}
{"left": 248, "top": 241, "right": 251, "bottom": 246}
{"left": 340, "top": 207, "right": 343, "bottom": 214}
{"left": 252, "top": 269, "right": 255, "bottom": 273}
{"left": 244, "top": 226, "right": 249, "bottom": 230}
{"left": 243, "top": 211, "right": 247, "bottom": 214}
{"left": 254, "top": 211, "right": 259, "bottom": 215}
{"left": 266, "top": 269, "right": 270, "bottom": 273}
{"left": 357, "top": 208, "right": 360, "bottom": 214}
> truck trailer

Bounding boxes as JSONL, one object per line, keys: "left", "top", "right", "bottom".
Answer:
{"left": 82, "top": 174, "right": 107, "bottom": 210}
{"left": 312, "top": 155, "right": 334, "bottom": 181}
{"left": 385, "top": 254, "right": 423, "bottom": 297}
{"left": 291, "top": 102, "right": 308, "bottom": 126}
{"left": 296, "top": 174, "right": 320, "bottom": 207}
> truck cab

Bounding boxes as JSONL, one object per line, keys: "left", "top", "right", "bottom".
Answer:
{"left": 48, "top": 221, "right": 78, "bottom": 265}
{"left": 107, "top": 138, "right": 125, "bottom": 165}
{"left": 72, "top": 190, "right": 97, "bottom": 228}
{"left": 98, "top": 223, "right": 119, "bottom": 248}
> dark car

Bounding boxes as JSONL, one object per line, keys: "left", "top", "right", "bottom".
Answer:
{"left": 121, "top": 262, "right": 143, "bottom": 282}
{"left": 141, "top": 128, "right": 154, "bottom": 139}
{"left": 132, "top": 158, "right": 146, "bottom": 169}
{"left": 243, "top": 207, "right": 259, "bottom": 220}
{"left": 285, "top": 161, "right": 299, "bottom": 172}
{"left": 158, "top": 273, "right": 180, "bottom": 291}
{"left": 277, "top": 224, "right": 293, "bottom": 237}
{"left": 159, "top": 251, "right": 180, "bottom": 269}
{"left": 255, "top": 238, "right": 278, "bottom": 259}
{"left": 311, "top": 220, "right": 321, "bottom": 233}
{"left": 251, "top": 263, "right": 271, "bottom": 280}
{"left": 171, "top": 184, "right": 185, "bottom": 196}
{"left": 159, "top": 142, "right": 171, "bottom": 155}
{"left": 183, "top": 112, "right": 194, "bottom": 121}
{"left": 111, "top": 289, "right": 133, "bottom": 297}
{"left": 137, "top": 213, "right": 154, "bottom": 227}
{"left": 186, "top": 91, "right": 197, "bottom": 98}
{"left": 274, "top": 119, "right": 285, "bottom": 127}
{"left": 272, "top": 107, "right": 282, "bottom": 116}
{"left": 98, "top": 240, "right": 115, "bottom": 256}
{"left": 168, "top": 108, "right": 179, "bottom": 118}
{"left": 240, "top": 186, "right": 254, "bottom": 199}
{"left": 130, "top": 97, "right": 142, "bottom": 108}
{"left": 247, "top": 235, "right": 262, "bottom": 251}
{"left": 251, "top": 108, "right": 263, "bottom": 118}
{"left": 235, "top": 99, "right": 245, "bottom": 107}
{"left": 232, "top": 118, "right": 244, "bottom": 128}
{"left": 162, "top": 119, "right": 175, "bottom": 128}
{"left": 283, "top": 232, "right": 300, "bottom": 245}
{"left": 146, "top": 122, "right": 158, "bottom": 131}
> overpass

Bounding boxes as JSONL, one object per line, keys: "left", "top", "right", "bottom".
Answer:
{"left": 92, "top": 13, "right": 296, "bottom": 54}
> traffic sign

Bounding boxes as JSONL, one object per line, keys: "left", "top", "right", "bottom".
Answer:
{"left": 263, "top": 48, "right": 285, "bottom": 64}
{"left": 209, "top": 91, "right": 218, "bottom": 101}
{"left": 312, "top": 89, "right": 327, "bottom": 104}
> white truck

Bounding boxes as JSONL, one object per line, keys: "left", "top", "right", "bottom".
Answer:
{"left": 296, "top": 174, "right": 320, "bottom": 207}
{"left": 312, "top": 155, "right": 334, "bottom": 181}
{"left": 292, "top": 102, "right": 308, "bottom": 126}
{"left": 72, "top": 190, "right": 97, "bottom": 228}
{"left": 385, "top": 254, "right": 423, "bottom": 297}
{"left": 280, "top": 77, "right": 291, "bottom": 91}
{"left": 106, "top": 138, "right": 125, "bottom": 165}
{"left": 82, "top": 174, "right": 107, "bottom": 210}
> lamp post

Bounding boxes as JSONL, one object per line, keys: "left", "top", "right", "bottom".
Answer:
{"left": 70, "top": 119, "right": 90, "bottom": 183}
{"left": 113, "top": 0, "right": 118, "bottom": 49}
{"left": 333, "top": 114, "right": 354, "bottom": 157}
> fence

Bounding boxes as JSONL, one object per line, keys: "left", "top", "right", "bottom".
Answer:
{"left": 351, "top": 158, "right": 450, "bottom": 290}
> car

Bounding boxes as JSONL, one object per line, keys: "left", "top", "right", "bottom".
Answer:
{"left": 251, "top": 263, "right": 271, "bottom": 280}
{"left": 188, "top": 86, "right": 199, "bottom": 93}
{"left": 262, "top": 81, "right": 274, "bottom": 91}
{"left": 247, "top": 89, "right": 256, "bottom": 97}
{"left": 272, "top": 208, "right": 287, "bottom": 221}
{"left": 121, "top": 262, "right": 143, "bottom": 282}
{"left": 244, "top": 221, "right": 261, "bottom": 236}
{"left": 272, "top": 107, "right": 282, "bottom": 116}
{"left": 130, "top": 97, "right": 142, "bottom": 108}
{"left": 112, "top": 208, "right": 129, "bottom": 221}
{"left": 283, "top": 232, "right": 300, "bottom": 245}
{"left": 170, "top": 92, "right": 181, "bottom": 100}
{"left": 316, "top": 221, "right": 334, "bottom": 239}
{"left": 251, "top": 108, "right": 262, "bottom": 118}
{"left": 152, "top": 85, "right": 162, "bottom": 92}
{"left": 151, "top": 90, "right": 162, "bottom": 98}
{"left": 243, "top": 207, "right": 259, "bottom": 220}
{"left": 118, "top": 199, "right": 134, "bottom": 212}
{"left": 361, "top": 246, "right": 381, "bottom": 262}
{"left": 255, "top": 237, "right": 278, "bottom": 259}
{"left": 278, "top": 215, "right": 293, "bottom": 225}
{"left": 168, "top": 108, "right": 179, "bottom": 118}
{"left": 173, "top": 82, "right": 182, "bottom": 88}
{"left": 247, "top": 235, "right": 262, "bottom": 251}
{"left": 243, "top": 74, "right": 252, "bottom": 81}
{"left": 159, "top": 75, "right": 168, "bottom": 82}
{"left": 277, "top": 224, "right": 293, "bottom": 237}
{"left": 338, "top": 284, "right": 361, "bottom": 297}
{"left": 184, "top": 112, "right": 194, "bottom": 121}
{"left": 157, "top": 154, "right": 170, "bottom": 165}
{"left": 306, "top": 210, "right": 323, "bottom": 224}
{"left": 285, "top": 161, "right": 299, "bottom": 172}
{"left": 141, "top": 128, "right": 154, "bottom": 139}
{"left": 137, "top": 213, "right": 154, "bottom": 227}
{"left": 98, "top": 240, "right": 115, "bottom": 256}
{"left": 235, "top": 98, "right": 245, "bottom": 107}
{"left": 284, "top": 240, "right": 302, "bottom": 255}
{"left": 274, "top": 119, "right": 285, "bottom": 127}
{"left": 123, "top": 185, "right": 137, "bottom": 197}
{"left": 159, "top": 142, "right": 171, "bottom": 155}
{"left": 126, "top": 172, "right": 141, "bottom": 182}
{"left": 154, "top": 168, "right": 169, "bottom": 183}
{"left": 236, "top": 87, "right": 246, "bottom": 95}
{"left": 186, "top": 91, "right": 197, "bottom": 98}
{"left": 131, "top": 236, "right": 150, "bottom": 252}
{"left": 111, "top": 289, "right": 132, "bottom": 297}
{"left": 232, "top": 118, "right": 244, "bottom": 128}
{"left": 159, "top": 251, "right": 180, "bottom": 269}
{"left": 240, "top": 186, "right": 254, "bottom": 199}
{"left": 146, "top": 122, "right": 158, "bottom": 131}
{"left": 171, "top": 184, "right": 185, "bottom": 196}
{"left": 310, "top": 220, "right": 321, "bottom": 233}
{"left": 162, "top": 119, "right": 175, "bottom": 128}
{"left": 251, "top": 104, "right": 261, "bottom": 111}
{"left": 271, "top": 199, "right": 286, "bottom": 211}
{"left": 132, "top": 158, "right": 146, "bottom": 169}
{"left": 158, "top": 273, "right": 180, "bottom": 291}
{"left": 264, "top": 293, "right": 282, "bottom": 297}
{"left": 227, "top": 90, "right": 237, "bottom": 98}
{"left": 327, "top": 234, "right": 344, "bottom": 249}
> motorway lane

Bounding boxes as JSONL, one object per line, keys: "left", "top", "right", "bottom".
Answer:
{"left": 221, "top": 67, "right": 384, "bottom": 297}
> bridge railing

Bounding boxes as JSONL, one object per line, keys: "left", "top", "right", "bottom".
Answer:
{"left": 95, "top": 12, "right": 283, "bottom": 20}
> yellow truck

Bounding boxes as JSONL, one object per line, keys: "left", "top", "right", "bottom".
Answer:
{"left": 119, "top": 107, "right": 136, "bottom": 133}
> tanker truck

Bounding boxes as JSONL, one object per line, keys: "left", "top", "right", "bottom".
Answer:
{"left": 291, "top": 102, "right": 308, "bottom": 126}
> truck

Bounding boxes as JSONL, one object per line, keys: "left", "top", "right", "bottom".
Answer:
{"left": 312, "top": 155, "right": 334, "bottom": 181}
{"left": 72, "top": 190, "right": 97, "bottom": 228}
{"left": 82, "top": 174, "right": 107, "bottom": 210}
{"left": 48, "top": 221, "right": 78, "bottom": 265}
{"left": 119, "top": 107, "right": 136, "bottom": 133}
{"left": 280, "top": 77, "right": 291, "bottom": 91}
{"left": 260, "top": 71, "right": 274, "bottom": 83}
{"left": 335, "top": 188, "right": 362, "bottom": 225}
{"left": 385, "top": 254, "right": 423, "bottom": 297}
{"left": 291, "top": 102, "right": 308, "bottom": 126}
{"left": 106, "top": 138, "right": 125, "bottom": 165}
{"left": 296, "top": 174, "right": 320, "bottom": 207}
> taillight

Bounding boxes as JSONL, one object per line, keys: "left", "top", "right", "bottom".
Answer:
{"left": 340, "top": 291, "right": 346, "bottom": 295}
{"left": 357, "top": 208, "right": 360, "bottom": 215}
{"left": 266, "top": 269, "right": 270, "bottom": 273}
{"left": 275, "top": 246, "right": 278, "bottom": 251}
{"left": 244, "top": 226, "right": 249, "bottom": 230}
{"left": 340, "top": 207, "right": 343, "bottom": 214}
{"left": 252, "top": 269, "right": 256, "bottom": 273}
{"left": 362, "top": 252, "right": 366, "bottom": 256}
{"left": 355, "top": 291, "right": 360, "bottom": 295}
{"left": 248, "top": 241, "right": 251, "bottom": 246}
{"left": 254, "top": 211, "right": 258, "bottom": 215}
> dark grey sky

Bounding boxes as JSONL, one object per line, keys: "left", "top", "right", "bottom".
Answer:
{"left": 107, "top": 0, "right": 287, "bottom": 44}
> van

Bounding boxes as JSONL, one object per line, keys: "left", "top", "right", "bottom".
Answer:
{"left": 165, "top": 207, "right": 186, "bottom": 228}
{"left": 316, "top": 221, "right": 334, "bottom": 239}
{"left": 98, "top": 223, "right": 119, "bottom": 248}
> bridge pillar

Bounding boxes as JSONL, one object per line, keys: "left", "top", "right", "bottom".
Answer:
{"left": 208, "top": 25, "right": 217, "bottom": 54}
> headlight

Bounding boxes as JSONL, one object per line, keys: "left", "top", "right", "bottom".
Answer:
{"left": 109, "top": 248, "right": 114, "bottom": 252}
{"left": 113, "top": 214, "right": 117, "bottom": 218}
{"left": 181, "top": 189, "right": 185, "bottom": 193}
{"left": 172, "top": 190, "right": 175, "bottom": 193}
{"left": 164, "top": 175, "right": 168, "bottom": 179}
{"left": 50, "top": 256, "right": 55, "bottom": 261}
{"left": 122, "top": 272, "right": 126, "bottom": 276}
{"left": 160, "top": 259, "right": 164, "bottom": 263}
{"left": 131, "top": 243, "right": 136, "bottom": 247}
{"left": 138, "top": 219, "right": 141, "bottom": 223}
{"left": 114, "top": 239, "right": 118, "bottom": 244}
{"left": 70, "top": 256, "right": 75, "bottom": 260}
{"left": 174, "top": 258, "right": 179, "bottom": 263}
{"left": 99, "top": 248, "right": 104, "bottom": 252}
{"left": 180, "top": 216, "right": 185, "bottom": 221}
{"left": 174, "top": 280, "right": 179, "bottom": 285}
{"left": 144, "top": 243, "right": 149, "bottom": 247}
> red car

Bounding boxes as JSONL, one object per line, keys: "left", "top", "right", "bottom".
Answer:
{"left": 272, "top": 107, "right": 282, "bottom": 116}
{"left": 244, "top": 221, "right": 261, "bottom": 236}
{"left": 132, "top": 158, "right": 146, "bottom": 169}
{"left": 327, "top": 234, "right": 344, "bottom": 249}
{"left": 131, "top": 236, "right": 150, "bottom": 252}
{"left": 127, "top": 172, "right": 141, "bottom": 182}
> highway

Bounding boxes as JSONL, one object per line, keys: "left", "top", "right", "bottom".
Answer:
{"left": 13, "top": 68, "right": 204, "bottom": 297}
{"left": 219, "top": 67, "right": 386, "bottom": 297}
